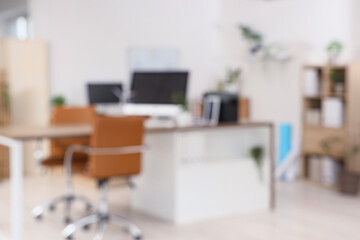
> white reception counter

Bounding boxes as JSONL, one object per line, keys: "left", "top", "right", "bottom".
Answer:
{"left": 133, "top": 122, "right": 275, "bottom": 224}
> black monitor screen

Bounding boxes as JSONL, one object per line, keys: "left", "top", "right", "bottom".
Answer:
{"left": 87, "top": 83, "right": 123, "bottom": 104}
{"left": 131, "top": 72, "right": 188, "bottom": 104}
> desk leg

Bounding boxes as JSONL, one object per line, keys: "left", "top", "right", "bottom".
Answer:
{"left": 10, "top": 140, "right": 23, "bottom": 240}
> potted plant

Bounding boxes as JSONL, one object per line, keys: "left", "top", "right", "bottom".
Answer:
{"left": 320, "top": 136, "right": 360, "bottom": 195}
{"left": 51, "top": 95, "right": 66, "bottom": 107}
{"left": 172, "top": 92, "right": 191, "bottom": 126}
{"left": 329, "top": 70, "right": 345, "bottom": 94}
{"left": 216, "top": 68, "right": 242, "bottom": 93}
{"left": 327, "top": 41, "right": 343, "bottom": 64}
{"left": 249, "top": 145, "right": 265, "bottom": 181}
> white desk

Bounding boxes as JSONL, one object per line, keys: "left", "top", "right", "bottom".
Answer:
{"left": 0, "top": 122, "right": 274, "bottom": 239}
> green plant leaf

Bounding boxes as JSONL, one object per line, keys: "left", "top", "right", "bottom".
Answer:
{"left": 51, "top": 95, "right": 66, "bottom": 106}
{"left": 329, "top": 70, "right": 345, "bottom": 84}
{"left": 171, "top": 92, "right": 188, "bottom": 111}
{"left": 239, "top": 25, "right": 263, "bottom": 45}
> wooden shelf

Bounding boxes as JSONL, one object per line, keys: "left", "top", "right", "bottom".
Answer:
{"left": 304, "top": 96, "right": 322, "bottom": 100}
{"left": 328, "top": 65, "right": 347, "bottom": 70}
{"left": 304, "top": 94, "right": 347, "bottom": 100}
{"left": 303, "top": 65, "right": 323, "bottom": 69}
{"left": 326, "top": 93, "right": 346, "bottom": 99}
{"left": 302, "top": 152, "right": 345, "bottom": 160}
{"left": 302, "top": 63, "right": 360, "bottom": 190}
{"left": 303, "top": 125, "right": 346, "bottom": 132}
{"left": 303, "top": 179, "right": 338, "bottom": 191}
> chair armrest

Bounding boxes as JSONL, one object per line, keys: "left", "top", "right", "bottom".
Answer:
{"left": 87, "top": 145, "right": 148, "bottom": 155}
{"left": 63, "top": 144, "right": 90, "bottom": 176}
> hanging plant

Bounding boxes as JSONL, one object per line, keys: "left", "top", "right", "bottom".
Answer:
{"left": 239, "top": 25, "right": 263, "bottom": 55}
{"left": 239, "top": 24, "right": 292, "bottom": 63}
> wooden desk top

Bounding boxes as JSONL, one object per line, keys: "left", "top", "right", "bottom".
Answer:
{"left": 0, "top": 124, "right": 92, "bottom": 140}
{"left": 0, "top": 122, "right": 272, "bottom": 141}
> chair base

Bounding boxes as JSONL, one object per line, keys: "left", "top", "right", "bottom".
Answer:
{"left": 32, "top": 194, "right": 94, "bottom": 224}
{"left": 62, "top": 213, "right": 142, "bottom": 240}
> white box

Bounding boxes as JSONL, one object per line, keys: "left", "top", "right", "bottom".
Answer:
{"left": 304, "top": 69, "right": 320, "bottom": 97}
{"left": 321, "top": 156, "right": 340, "bottom": 186}
{"left": 322, "top": 98, "right": 344, "bottom": 128}
{"left": 308, "top": 156, "right": 322, "bottom": 182}
{"left": 305, "top": 109, "right": 321, "bottom": 125}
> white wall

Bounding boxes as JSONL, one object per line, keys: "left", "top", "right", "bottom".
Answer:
{"left": 220, "top": 0, "right": 355, "bottom": 148}
{"left": 28, "top": 0, "right": 359, "bottom": 154}
{"left": 350, "top": 0, "right": 360, "bottom": 60}
{"left": 29, "top": 0, "right": 222, "bottom": 104}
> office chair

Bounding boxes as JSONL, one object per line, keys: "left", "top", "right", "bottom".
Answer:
{"left": 62, "top": 116, "right": 147, "bottom": 240}
{"left": 32, "top": 106, "right": 96, "bottom": 224}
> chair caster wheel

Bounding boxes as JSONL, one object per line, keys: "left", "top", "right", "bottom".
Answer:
{"left": 34, "top": 215, "right": 42, "bottom": 221}
{"left": 85, "top": 204, "right": 92, "bottom": 212}
{"left": 65, "top": 236, "right": 73, "bottom": 240}
{"left": 49, "top": 204, "right": 56, "bottom": 212}
{"left": 83, "top": 224, "right": 90, "bottom": 231}
{"left": 64, "top": 217, "right": 72, "bottom": 224}
{"left": 135, "top": 235, "right": 142, "bottom": 240}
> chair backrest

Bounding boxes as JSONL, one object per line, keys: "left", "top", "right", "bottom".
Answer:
{"left": 50, "top": 106, "right": 95, "bottom": 157}
{"left": 85, "top": 116, "right": 147, "bottom": 179}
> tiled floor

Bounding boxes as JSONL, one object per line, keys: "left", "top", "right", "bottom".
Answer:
{"left": 0, "top": 175, "right": 360, "bottom": 240}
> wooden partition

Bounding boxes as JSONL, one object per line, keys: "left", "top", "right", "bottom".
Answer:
{"left": 0, "top": 38, "right": 49, "bottom": 176}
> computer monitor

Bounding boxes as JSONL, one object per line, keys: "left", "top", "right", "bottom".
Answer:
{"left": 130, "top": 71, "right": 188, "bottom": 104}
{"left": 87, "top": 83, "right": 123, "bottom": 104}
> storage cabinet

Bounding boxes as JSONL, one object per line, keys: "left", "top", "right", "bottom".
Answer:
{"left": 302, "top": 126, "right": 346, "bottom": 157}
{"left": 302, "top": 64, "right": 360, "bottom": 188}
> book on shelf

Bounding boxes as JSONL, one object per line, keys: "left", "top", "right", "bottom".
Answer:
{"left": 305, "top": 109, "right": 321, "bottom": 126}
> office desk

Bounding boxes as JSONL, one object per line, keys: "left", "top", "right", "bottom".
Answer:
{"left": 0, "top": 125, "right": 92, "bottom": 240}
{"left": 0, "top": 122, "right": 274, "bottom": 239}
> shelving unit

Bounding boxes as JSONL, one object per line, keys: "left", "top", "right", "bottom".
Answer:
{"left": 301, "top": 64, "right": 360, "bottom": 188}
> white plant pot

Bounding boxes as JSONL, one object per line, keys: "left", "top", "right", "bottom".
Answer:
{"left": 225, "top": 83, "right": 239, "bottom": 93}
{"left": 176, "top": 111, "right": 192, "bottom": 127}
{"left": 334, "top": 83, "right": 345, "bottom": 94}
